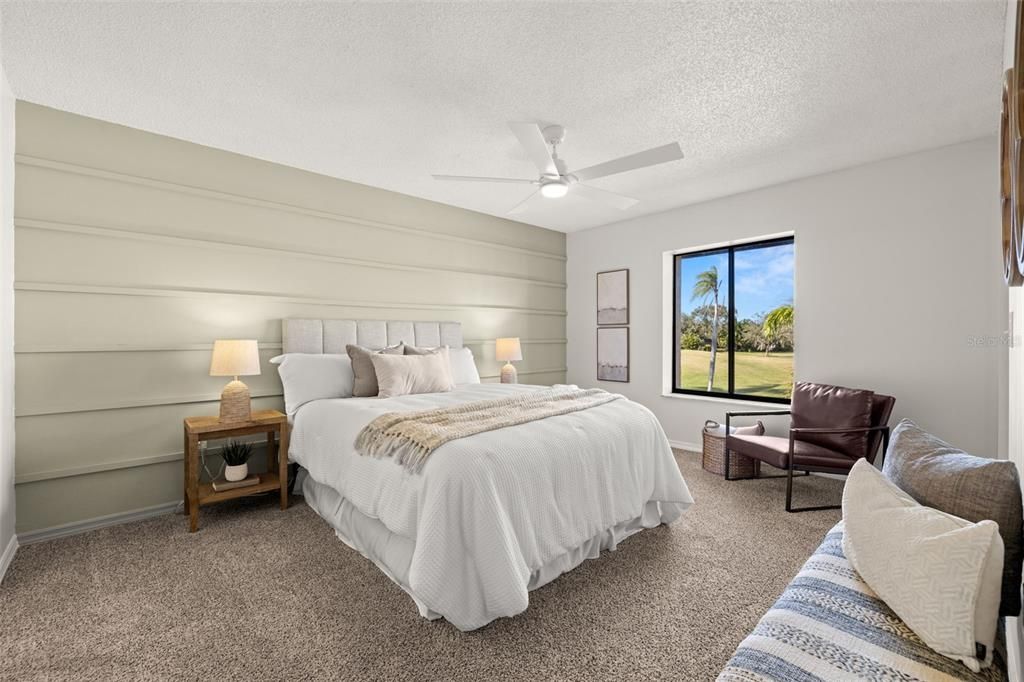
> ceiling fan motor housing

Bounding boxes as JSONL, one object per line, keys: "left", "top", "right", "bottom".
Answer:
{"left": 553, "top": 157, "right": 571, "bottom": 179}
{"left": 542, "top": 124, "right": 566, "bottom": 146}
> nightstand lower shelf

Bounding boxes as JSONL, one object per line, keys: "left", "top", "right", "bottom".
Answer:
{"left": 195, "top": 473, "right": 282, "bottom": 506}
{"left": 184, "top": 410, "right": 289, "bottom": 532}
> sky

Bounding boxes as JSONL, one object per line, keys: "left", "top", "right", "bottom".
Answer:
{"left": 678, "top": 242, "right": 793, "bottom": 320}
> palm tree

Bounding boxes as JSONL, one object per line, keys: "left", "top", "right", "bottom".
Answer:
{"left": 691, "top": 266, "right": 722, "bottom": 391}
{"left": 762, "top": 303, "right": 794, "bottom": 356}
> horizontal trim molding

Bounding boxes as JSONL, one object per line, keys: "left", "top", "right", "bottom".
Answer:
{"left": 15, "top": 369, "right": 565, "bottom": 417}
{"left": 479, "top": 367, "right": 567, "bottom": 380}
{"left": 16, "top": 440, "right": 272, "bottom": 484}
{"left": 14, "top": 281, "right": 568, "bottom": 317}
{"left": 16, "top": 390, "right": 284, "bottom": 418}
{"left": 464, "top": 338, "right": 567, "bottom": 346}
{"left": 16, "top": 154, "right": 567, "bottom": 262}
{"left": 16, "top": 218, "right": 566, "bottom": 289}
{"left": 16, "top": 342, "right": 284, "bottom": 354}
{"left": 16, "top": 339, "right": 567, "bottom": 354}
{"left": 16, "top": 451, "right": 184, "bottom": 484}
{"left": 14, "top": 372, "right": 568, "bottom": 480}
{"left": 18, "top": 501, "right": 181, "bottom": 545}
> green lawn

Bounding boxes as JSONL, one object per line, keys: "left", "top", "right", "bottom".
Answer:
{"left": 680, "top": 350, "right": 793, "bottom": 399}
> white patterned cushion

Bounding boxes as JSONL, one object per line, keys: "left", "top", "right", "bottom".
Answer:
{"left": 842, "top": 460, "right": 1004, "bottom": 672}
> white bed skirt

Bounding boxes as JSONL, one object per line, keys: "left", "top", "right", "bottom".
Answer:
{"left": 302, "top": 472, "right": 678, "bottom": 627}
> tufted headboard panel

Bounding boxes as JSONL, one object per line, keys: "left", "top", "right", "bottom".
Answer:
{"left": 282, "top": 319, "right": 463, "bottom": 354}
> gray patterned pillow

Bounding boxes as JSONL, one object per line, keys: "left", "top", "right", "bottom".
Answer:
{"left": 346, "top": 343, "right": 404, "bottom": 397}
{"left": 883, "top": 419, "right": 1023, "bottom": 617}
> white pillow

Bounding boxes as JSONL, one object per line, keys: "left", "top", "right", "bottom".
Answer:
{"left": 370, "top": 352, "right": 454, "bottom": 398}
{"left": 842, "top": 459, "right": 1004, "bottom": 672}
{"left": 449, "top": 347, "right": 481, "bottom": 385}
{"left": 270, "top": 353, "right": 354, "bottom": 414}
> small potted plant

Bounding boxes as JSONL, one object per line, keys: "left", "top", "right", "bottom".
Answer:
{"left": 221, "top": 440, "right": 253, "bottom": 482}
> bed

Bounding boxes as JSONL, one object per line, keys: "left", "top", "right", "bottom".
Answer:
{"left": 281, "top": 319, "right": 694, "bottom": 631}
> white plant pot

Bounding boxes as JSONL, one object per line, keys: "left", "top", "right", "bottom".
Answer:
{"left": 224, "top": 463, "right": 248, "bottom": 482}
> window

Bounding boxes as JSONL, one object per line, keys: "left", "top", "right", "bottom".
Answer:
{"left": 672, "top": 236, "right": 794, "bottom": 402}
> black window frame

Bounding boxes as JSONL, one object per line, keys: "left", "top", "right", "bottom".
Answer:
{"left": 671, "top": 236, "right": 794, "bottom": 404}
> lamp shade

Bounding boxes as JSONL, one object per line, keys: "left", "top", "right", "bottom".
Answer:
{"left": 209, "top": 340, "right": 261, "bottom": 377}
{"left": 495, "top": 337, "right": 523, "bottom": 362}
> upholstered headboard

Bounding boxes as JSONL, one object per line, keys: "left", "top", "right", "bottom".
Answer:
{"left": 282, "top": 319, "right": 463, "bottom": 354}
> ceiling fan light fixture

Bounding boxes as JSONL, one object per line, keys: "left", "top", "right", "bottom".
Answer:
{"left": 540, "top": 180, "right": 569, "bottom": 199}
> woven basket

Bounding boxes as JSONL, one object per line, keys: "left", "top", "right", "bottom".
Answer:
{"left": 701, "top": 420, "right": 764, "bottom": 478}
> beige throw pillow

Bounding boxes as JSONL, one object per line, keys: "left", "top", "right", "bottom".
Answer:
{"left": 842, "top": 459, "right": 1004, "bottom": 672}
{"left": 370, "top": 352, "right": 455, "bottom": 398}
{"left": 346, "top": 343, "right": 404, "bottom": 397}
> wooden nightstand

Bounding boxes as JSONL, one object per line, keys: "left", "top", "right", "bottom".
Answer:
{"left": 183, "top": 409, "right": 289, "bottom": 532}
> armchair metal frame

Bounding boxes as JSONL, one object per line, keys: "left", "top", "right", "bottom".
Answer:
{"left": 725, "top": 409, "right": 891, "bottom": 513}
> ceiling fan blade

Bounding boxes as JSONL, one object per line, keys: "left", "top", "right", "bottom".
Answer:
{"left": 507, "top": 191, "right": 542, "bottom": 216}
{"left": 571, "top": 183, "right": 639, "bottom": 210}
{"left": 432, "top": 174, "right": 536, "bottom": 184}
{"left": 572, "top": 142, "right": 684, "bottom": 182}
{"left": 508, "top": 122, "right": 558, "bottom": 177}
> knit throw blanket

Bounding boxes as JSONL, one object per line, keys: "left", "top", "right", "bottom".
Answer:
{"left": 355, "top": 387, "right": 623, "bottom": 472}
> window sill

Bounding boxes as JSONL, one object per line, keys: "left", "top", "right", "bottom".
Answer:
{"left": 660, "top": 392, "right": 791, "bottom": 409}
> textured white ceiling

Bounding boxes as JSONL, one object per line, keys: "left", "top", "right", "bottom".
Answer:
{"left": 0, "top": 1, "right": 1006, "bottom": 233}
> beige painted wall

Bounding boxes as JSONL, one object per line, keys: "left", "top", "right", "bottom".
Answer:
{"left": 0, "top": 40, "right": 16, "bottom": 566}
{"left": 13, "top": 102, "right": 566, "bottom": 534}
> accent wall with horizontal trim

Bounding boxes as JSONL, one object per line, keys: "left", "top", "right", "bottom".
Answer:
{"left": 14, "top": 102, "right": 566, "bottom": 533}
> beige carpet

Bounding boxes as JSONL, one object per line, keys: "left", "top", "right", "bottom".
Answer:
{"left": 0, "top": 451, "right": 843, "bottom": 681}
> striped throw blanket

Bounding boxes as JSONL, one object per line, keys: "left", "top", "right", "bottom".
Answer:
{"left": 718, "top": 523, "right": 1007, "bottom": 682}
{"left": 355, "top": 387, "right": 622, "bottom": 472}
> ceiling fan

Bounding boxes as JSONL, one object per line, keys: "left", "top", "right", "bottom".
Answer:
{"left": 432, "top": 122, "right": 684, "bottom": 215}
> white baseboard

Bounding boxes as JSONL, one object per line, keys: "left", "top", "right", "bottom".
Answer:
{"left": 18, "top": 500, "right": 180, "bottom": 545}
{"left": 1008, "top": 615, "right": 1024, "bottom": 682}
{"left": 668, "top": 439, "right": 701, "bottom": 453}
{"left": 0, "top": 533, "right": 17, "bottom": 583}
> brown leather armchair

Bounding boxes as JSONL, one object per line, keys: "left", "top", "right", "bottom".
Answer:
{"left": 725, "top": 382, "right": 895, "bottom": 512}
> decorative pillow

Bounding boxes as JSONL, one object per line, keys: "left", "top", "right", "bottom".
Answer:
{"left": 370, "top": 352, "right": 454, "bottom": 398}
{"left": 448, "top": 347, "right": 481, "bottom": 385}
{"left": 843, "top": 459, "right": 1004, "bottom": 672}
{"left": 883, "top": 419, "right": 1024, "bottom": 617}
{"left": 408, "top": 345, "right": 480, "bottom": 385}
{"left": 790, "top": 381, "right": 874, "bottom": 458}
{"left": 270, "top": 353, "right": 354, "bottom": 415}
{"left": 404, "top": 344, "right": 443, "bottom": 356}
{"left": 346, "top": 343, "right": 404, "bottom": 397}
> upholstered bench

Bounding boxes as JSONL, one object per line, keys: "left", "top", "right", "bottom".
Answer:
{"left": 720, "top": 419, "right": 1024, "bottom": 682}
{"left": 718, "top": 523, "right": 1007, "bottom": 682}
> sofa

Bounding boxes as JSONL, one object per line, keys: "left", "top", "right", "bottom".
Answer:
{"left": 718, "top": 420, "right": 1023, "bottom": 682}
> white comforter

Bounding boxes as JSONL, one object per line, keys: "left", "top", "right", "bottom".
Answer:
{"left": 290, "top": 383, "right": 693, "bottom": 630}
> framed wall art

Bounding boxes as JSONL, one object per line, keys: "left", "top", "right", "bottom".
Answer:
{"left": 597, "top": 326, "right": 629, "bottom": 382}
{"left": 597, "top": 269, "right": 629, "bottom": 324}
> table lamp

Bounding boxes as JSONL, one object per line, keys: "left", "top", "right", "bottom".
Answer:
{"left": 495, "top": 337, "right": 522, "bottom": 384}
{"left": 209, "top": 339, "right": 261, "bottom": 423}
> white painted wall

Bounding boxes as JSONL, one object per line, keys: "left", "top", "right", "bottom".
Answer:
{"left": 0, "top": 47, "right": 16, "bottom": 578}
{"left": 568, "top": 138, "right": 1004, "bottom": 458}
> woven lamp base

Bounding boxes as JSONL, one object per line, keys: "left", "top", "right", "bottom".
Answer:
{"left": 219, "top": 379, "right": 252, "bottom": 424}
